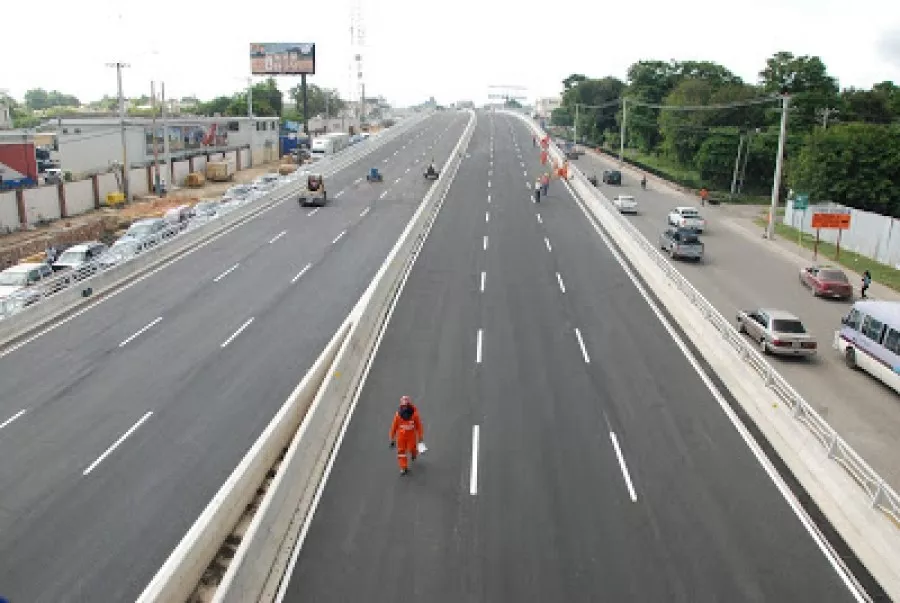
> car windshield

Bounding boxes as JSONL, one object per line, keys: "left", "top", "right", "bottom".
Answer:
{"left": 819, "top": 270, "right": 849, "bottom": 282}
{"left": 57, "top": 250, "right": 87, "bottom": 263}
{"left": 0, "top": 272, "right": 28, "bottom": 287}
{"left": 680, "top": 233, "right": 700, "bottom": 243}
{"left": 772, "top": 319, "right": 806, "bottom": 334}
{"left": 127, "top": 223, "right": 156, "bottom": 237}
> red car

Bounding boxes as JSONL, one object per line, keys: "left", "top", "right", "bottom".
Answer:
{"left": 799, "top": 265, "right": 854, "bottom": 299}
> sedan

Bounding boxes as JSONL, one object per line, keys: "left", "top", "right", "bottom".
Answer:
{"left": 612, "top": 195, "right": 638, "bottom": 214}
{"left": 736, "top": 308, "right": 817, "bottom": 357}
{"left": 799, "top": 265, "right": 853, "bottom": 300}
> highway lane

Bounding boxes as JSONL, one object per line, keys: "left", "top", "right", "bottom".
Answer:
{"left": 0, "top": 112, "right": 470, "bottom": 602}
{"left": 576, "top": 149, "right": 900, "bottom": 491}
{"left": 278, "top": 112, "right": 862, "bottom": 601}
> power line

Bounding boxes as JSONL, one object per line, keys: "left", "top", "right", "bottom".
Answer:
{"left": 627, "top": 95, "right": 780, "bottom": 111}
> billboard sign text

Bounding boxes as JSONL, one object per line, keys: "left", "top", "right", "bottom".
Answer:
{"left": 811, "top": 212, "right": 851, "bottom": 230}
{"left": 250, "top": 43, "right": 316, "bottom": 75}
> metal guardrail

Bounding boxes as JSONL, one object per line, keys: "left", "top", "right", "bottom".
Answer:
{"left": 556, "top": 141, "right": 900, "bottom": 526}
{"left": 504, "top": 109, "right": 900, "bottom": 527}
{"left": 0, "top": 113, "right": 431, "bottom": 322}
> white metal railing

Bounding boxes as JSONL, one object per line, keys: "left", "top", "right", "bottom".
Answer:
{"left": 0, "top": 113, "right": 431, "bottom": 322}
{"left": 507, "top": 109, "right": 900, "bottom": 526}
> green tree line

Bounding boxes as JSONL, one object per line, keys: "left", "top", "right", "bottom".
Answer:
{"left": 552, "top": 52, "right": 900, "bottom": 216}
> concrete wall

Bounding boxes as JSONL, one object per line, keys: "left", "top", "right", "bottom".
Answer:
{"left": 172, "top": 160, "right": 190, "bottom": 186}
{"left": 22, "top": 185, "right": 61, "bottom": 224}
{"left": 0, "top": 190, "right": 18, "bottom": 231}
{"left": 130, "top": 167, "right": 150, "bottom": 197}
{"left": 58, "top": 126, "right": 146, "bottom": 177}
{"left": 784, "top": 201, "right": 900, "bottom": 268}
{"left": 193, "top": 155, "right": 207, "bottom": 175}
{"left": 66, "top": 179, "right": 95, "bottom": 215}
{"left": 98, "top": 172, "right": 119, "bottom": 201}
{"left": 240, "top": 148, "right": 250, "bottom": 169}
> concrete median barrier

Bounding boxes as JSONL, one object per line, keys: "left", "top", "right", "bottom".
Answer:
{"left": 504, "top": 109, "right": 900, "bottom": 600}
{"left": 211, "top": 109, "right": 475, "bottom": 603}
{"left": 0, "top": 112, "right": 432, "bottom": 350}
{"left": 134, "top": 109, "right": 475, "bottom": 603}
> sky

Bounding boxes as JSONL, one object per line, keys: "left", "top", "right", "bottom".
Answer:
{"left": 2, "top": 0, "right": 898, "bottom": 108}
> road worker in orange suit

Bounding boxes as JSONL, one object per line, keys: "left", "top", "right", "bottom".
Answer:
{"left": 389, "top": 395, "right": 424, "bottom": 476}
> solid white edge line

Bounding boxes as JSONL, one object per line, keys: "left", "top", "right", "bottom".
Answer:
{"left": 213, "top": 263, "right": 240, "bottom": 283}
{"left": 470, "top": 425, "right": 480, "bottom": 495}
{"left": 0, "top": 408, "right": 27, "bottom": 430}
{"left": 306, "top": 208, "right": 319, "bottom": 217}
{"left": 610, "top": 431, "right": 638, "bottom": 502}
{"left": 220, "top": 317, "right": 255, "bottom": 348}
{"left": 275, "top": 115, "right": 466, "bottom": 601}
{"left": 360, "top": 207, "right": 370, "bottom": 218}
{"left": 480, "top": 271, "right": 486, "bottom": 292}
{"left": 83, "top": 411, "right": 153, "bottom": 476}
{"left": 561, "top": 177, "right": 868, "bottom": 602}
{"left": 119, "top": 316, "right": 164, "bottom": 348}
{"left": 291, "top": 263, "right": 312, "bottom": 284}
{"left": 556, "top": 272, "right": 566, "bottom": 293}
{"left": 574, "top": 327, "right": 591, "bottom": 363}
{"left": 544, "top": 237, "right": 553, "bottom": 252}
{"left": 269, "top": 230, "right": 287, "bottom": 244}
{"left": 332, "top": 230, "right": 347, "bottom": 245}
{"left": 483, "top": 235, "right": 488, "bottom": 251}
{"left": 476, "top": 328, "right": 483, "bottom": 364}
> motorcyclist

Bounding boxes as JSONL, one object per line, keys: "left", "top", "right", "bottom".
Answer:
{"left": 534, "top": 179, "right": 542, "bottom": 203}
{"left": 641, "top": 174, "right": 647, "bottom": 189}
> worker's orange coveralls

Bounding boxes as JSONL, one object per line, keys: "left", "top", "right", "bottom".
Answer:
{"left": 390, "top": 404, "right": 424, "bottom": 470}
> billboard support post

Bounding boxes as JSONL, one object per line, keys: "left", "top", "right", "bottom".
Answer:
{"left": 302, "top": 74, "right": 309, "bottom": 136}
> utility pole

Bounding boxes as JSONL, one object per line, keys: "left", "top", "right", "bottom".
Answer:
{"left": 247, "top": 76, "right": 254, "bottom": 167}
{"left": 818, "top": 107, "right": 839, "bottom": 129}
{"left": 730, "top": 133, "right": 745, "bottom": 195}
{"left": 107, "top": 62, "right": 130, "bottom": 200}
{"left": 161, "top": 82, "right": 169, "bottom": 189}
{"left": 767, "top": 94, "right": 790, "bottom": 240}
{"left": 301, "top": 74, "right": 310, "bottom": 136}
{"left": 151, "top": 81, "right": 160, "bottom": 194}
{"left": 619, "top": 97, "right": 627, "bottom": 164}
{"left": 574, "top": 103, "right": 579, "bottom": 145}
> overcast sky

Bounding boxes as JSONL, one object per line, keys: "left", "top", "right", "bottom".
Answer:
{"left": 2, "top": 0, "right": 898, "bottom": 107}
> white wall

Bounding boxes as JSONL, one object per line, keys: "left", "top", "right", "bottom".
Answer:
{"left": 193, "top": 155, "right": 207, "bottom": 174}
{"left": 240, "top": 148, "right": 250, "bottom": 169}
{"left": 58, "top": 127, "right": 146, "bottom": 177}
{"left": 66, "top": 179, "right": 95, "bottom": 216}
{"left": 130, "top": 167, "right": 150, "bottom": 197}
{"left": 172, "top": 160, "right": 189, "bottom": 186}
{"left": 0, "top": 190, "right": 19, "bottom": 231}
{"left": 98, "top": 173, "right": 119, "bottom": 201}
{"left": 23, "top": 185, "right": 61, "bottom": 224}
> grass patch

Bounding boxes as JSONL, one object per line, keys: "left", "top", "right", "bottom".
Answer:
{"left": 753, "top": 213, "right": 900, "bottom": 293}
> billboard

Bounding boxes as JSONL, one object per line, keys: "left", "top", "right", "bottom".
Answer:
{"left": 144, "top": 124, "right": 228, "bottom": 156}
{"left": 250, "top": 43, "right": 316, "bottom": 75}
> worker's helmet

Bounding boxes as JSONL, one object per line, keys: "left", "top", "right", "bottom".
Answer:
{"left": 400, "top": 395, "right": 412, "bottom": 406}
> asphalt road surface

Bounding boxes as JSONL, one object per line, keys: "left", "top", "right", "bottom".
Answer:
{"left": 278, "top": 111, "right": 863, "bottom": 602}
{"left": 0, "top": 111, "right": 469, "bottom": 603}
{"left": 576, "top": 149, "right": 900, "bottom": 492}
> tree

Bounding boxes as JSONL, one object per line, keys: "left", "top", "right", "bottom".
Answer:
{"left": 562, "top": 76, "right": 625, "bottom": 144}
{"left": 841, "top": 85, "right": 895, "bottom": 124}
{"left": 624, "top": 60, "right": 681, "bottom": 151}
{"left": 562, "top": 74, "right": 587, "bottom": 91}
{"left": 758, "top": 51, "right": 839, "bottom": 130}
{"left": 195, "top": 96, "right": 235, "bottom": 116}
{"left": 790, "top": 123, "right": 900, "bottom": 215}
{"left": 288, "top": 83, "right": 345, "bottom": 118}
{"left": 24, "top": 88, "right": 80, "bottom": 110}
{"left": 551, "top": 106, "right": 572, "bottom": 127}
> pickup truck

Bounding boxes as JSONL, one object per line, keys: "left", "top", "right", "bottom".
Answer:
{"left": 667, "top": 206, "right": 706, "bottom": 232}
{"left": 659, "top": 227, "right": 704, "bottom": 261}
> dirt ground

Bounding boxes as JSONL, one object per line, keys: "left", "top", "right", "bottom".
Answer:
{"left": 0, "top": 160, "right": 289, "bottom": 267}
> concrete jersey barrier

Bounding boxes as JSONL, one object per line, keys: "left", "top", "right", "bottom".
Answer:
{"left": 0, "top": 111, "right": 432, "bottom": 350}
{"left": 212, "top": 109, "right": 476, "bottom": 603}
{"left": 134, "top": 110, "right": 474, "bottom": 603}
{"left": 503, "top": 109, "right": 900, "bottom": 600}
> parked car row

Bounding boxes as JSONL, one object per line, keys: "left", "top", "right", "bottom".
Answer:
{"left": 0, "top": 171, "right": 296, "bottom": 321}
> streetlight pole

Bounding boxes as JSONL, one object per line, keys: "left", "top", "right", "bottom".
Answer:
{"left": 767, "top": 94, "right": 790, "bottom": 240}
{"left": 619, "top": 97, "right": 627, "bottom": 164}
{"left": 151, "top": 81, "right": 160, "bottom": 194}
{"left": 730, "top": 133, "right": 745, "bottom": 196}
{"left": 161, "top": 82, "right": 169, "bottom": 189}
{"left": 247, "top": 76, "right": 254, "bottom": 166}
{"left": 574, "top": 103, "right": 578, "bottom": 145}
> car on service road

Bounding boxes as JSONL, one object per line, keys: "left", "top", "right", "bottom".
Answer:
{"left": 659, "top": 227, "right": 704, "bottom": 261}
{"left": 612, "top": 195, "right": 638, "bottom": 214}
{"left": 736, "top": 308, "right": 817, "bottom": 357}
{"left": 0, "top": 262, "right": 54, "bottom": 307}
{"left": 52, "top": 241, "right": 107, "bottom": 272}
{"left": 601, "top": 170, "right": 622, "bottom": 185}
{"left": 799, "top": 265, "right": 854, "bottom": 300}
{"left": 667, "top": 206, "right": 706, "bottom": 232}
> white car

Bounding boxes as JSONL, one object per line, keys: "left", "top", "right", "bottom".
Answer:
{"left": 667, "top": 206, "right": 706, "bottom": 232}
{"left": 0, "top": 262, "right": 54, "bottom": 307}
{"left": 612, "top": 195, "right": 638, "bottom": 214}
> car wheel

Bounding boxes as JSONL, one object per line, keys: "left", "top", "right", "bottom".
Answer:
{"left": 737, "top": 321, "right": 746, "bottom": 334}
{"left": 759, "top": 338, "right": 769, "bottom": 354}
{"left": 844, "top": 347, "right": 857, "bottom": 369}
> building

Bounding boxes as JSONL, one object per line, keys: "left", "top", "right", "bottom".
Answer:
{"left": 45, "top": 116, "right": 279, "bottom": 178}
{"left": 535, "top": 97, "right": 562, "bottom": 119}
{"left": 0, "top": 132, "right": 38, "bottom": 189}
{"left": 0, "top": 102, "right": 11, "bottom": 130}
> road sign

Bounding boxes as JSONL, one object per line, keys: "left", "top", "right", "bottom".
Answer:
{"left": 811, "top": 212, "right": 851, "bottom": 229}
{"left": 793, "top": 193, "right": 809, "bottom": 211}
